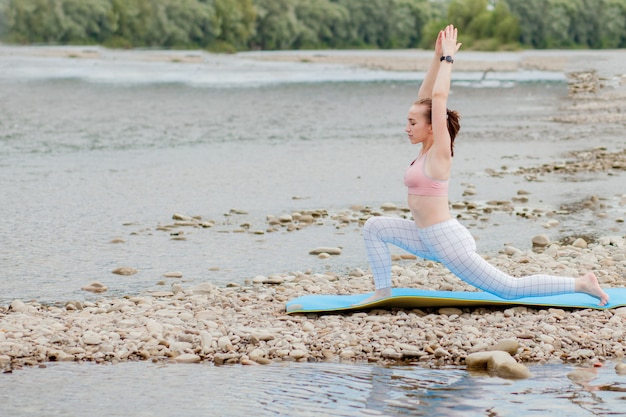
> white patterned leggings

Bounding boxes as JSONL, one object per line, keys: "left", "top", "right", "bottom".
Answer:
{"left": 362, "top": 217, "right": 575, "bottom": 299}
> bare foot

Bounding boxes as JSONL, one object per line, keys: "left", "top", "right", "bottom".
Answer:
{"left": 575, "top": 273, "right": 609, "bottom": 306}
{"left": 352, "top": 287, "right": 392, "bottom": 306}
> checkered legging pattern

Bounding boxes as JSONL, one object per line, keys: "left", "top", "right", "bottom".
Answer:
{"left": 362, "top": 217, "right": 575, "bottom": 299}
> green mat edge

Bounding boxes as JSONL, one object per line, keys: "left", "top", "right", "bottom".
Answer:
{"left": 285, "top": 289, "right": 626, "bottom": 314}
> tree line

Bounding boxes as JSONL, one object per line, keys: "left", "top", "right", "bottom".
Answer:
{"left": 0, "top": 0, "right": 624, "bottom": 51}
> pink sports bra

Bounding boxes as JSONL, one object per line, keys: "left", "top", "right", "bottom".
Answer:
{"left": 404, "top": 153, "right": 449, "bottom": 196}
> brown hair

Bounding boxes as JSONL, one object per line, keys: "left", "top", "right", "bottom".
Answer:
{"left": 414, "top": 98, "right": 461, "bottom": 156}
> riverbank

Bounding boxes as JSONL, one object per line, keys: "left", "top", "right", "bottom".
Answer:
{"left": 1, "top": 47, "right": 625, "bottom": 375}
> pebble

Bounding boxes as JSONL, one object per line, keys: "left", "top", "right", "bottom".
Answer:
{"left": 175, "top": 354, "right": 201, "bottom": 364}
{"left": 82, "top": 332, "right": 102, "bottom": 345}
{"left": 81, "top": 281, "right": 108, "bottom": 293}
{"left": 438, "top": 307, "right": 462, "bottom": 316}
{"left": 10, "top": 300, "right": 28, "bottom": 313}
{"left": 112, "top": 267, "right": 138, "bottom": 276}
{"left": 309, "top": 247, "right": 342, "bottom": 256}
{"left": 542, "top": 219, "right": 560, "bottom": 228}
{"left": 380, "top": 203, "right": 397, "bottom": 211}
{"left": 218, "top": 336, "right": 233, "bottom": 352}
{"left": 466, "top": 351, "right": 531, "bottom": 379}
{"left": 532, "top": 234, "right": 550, "bottom": 247}
{"left": 567, "top": 369, "right": 597, "bottom": 385}
{"left": 489, "top": 339, "right": 520, "bottom": 356}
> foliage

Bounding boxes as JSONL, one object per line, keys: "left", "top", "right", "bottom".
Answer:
{"left": 248, "top": 0, "right": 299, "bottom": 50}
{"left": 419, "top": 0, "right": 519, "bottom": 50}
{"left": 504, "top": 0, "right": 626, "bottom": 49}
{"left": 0, "top": 0, "right": 624, "bottom": 50}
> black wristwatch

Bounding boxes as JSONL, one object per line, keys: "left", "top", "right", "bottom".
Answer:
{"left": 440, "top": 55, "right": 454, "bottom": 63}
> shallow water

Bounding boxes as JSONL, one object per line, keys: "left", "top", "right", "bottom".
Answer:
{"left": 1, "top": 361, "right": 626, "bottom": 417}
{"left": 1, "top": 74, "right": 623, "bottom": 305}
{"left": 1, "top": 47, "right": 625, "bottom": 416}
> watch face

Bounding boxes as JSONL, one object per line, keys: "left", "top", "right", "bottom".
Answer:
{"left": 446, "top": 56, "right": 454, "bottom": 63}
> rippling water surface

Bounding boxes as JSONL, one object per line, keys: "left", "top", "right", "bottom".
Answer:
{"left": 1, "top": 47, "right": 625, "bottom": 416}
{"left": 2, "top": 361, "right": 626, "bottom": 416}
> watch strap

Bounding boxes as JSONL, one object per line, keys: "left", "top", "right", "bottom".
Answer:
{"left": 440, "top": 55, "right": 454, "bottom": 63}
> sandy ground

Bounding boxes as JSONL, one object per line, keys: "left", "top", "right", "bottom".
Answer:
{"left": 239, "top": 48, "right": 626, "bottom": 75}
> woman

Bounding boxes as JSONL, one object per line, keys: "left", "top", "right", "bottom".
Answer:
{"left": 358, "top": 25, "right": 609, "bottom": 306}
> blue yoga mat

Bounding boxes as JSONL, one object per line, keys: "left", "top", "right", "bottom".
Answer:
{"left": 286, "top": 288, "right": 626, "bottom": 314}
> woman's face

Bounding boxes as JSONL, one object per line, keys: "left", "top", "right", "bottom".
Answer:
{"left": 405, "top": 104, "right": 431, "bottom": 145}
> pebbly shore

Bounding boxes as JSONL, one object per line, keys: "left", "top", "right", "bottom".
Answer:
{"left": 1, "top": 229, "right": 625, "bottom": 375}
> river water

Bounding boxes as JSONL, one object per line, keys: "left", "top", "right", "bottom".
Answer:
{"left": 1, "top": 46, "right": 625, "bottom": 416}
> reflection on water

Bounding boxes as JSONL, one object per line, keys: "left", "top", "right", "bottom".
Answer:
{"left": 1, "top": 361, "right": 625, "bottom": 416}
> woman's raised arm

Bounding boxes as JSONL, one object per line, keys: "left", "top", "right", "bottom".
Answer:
{"left": 431, "top": 25, "right": 461, "bottom": 160}
{"left": 417, "top": 30, "right": 444, "bottom": 100}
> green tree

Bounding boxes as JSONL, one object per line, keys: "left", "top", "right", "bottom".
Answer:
{"left": 57, "top": 0, "right": 114, "bottom": 44}
{"left": 0, "top": 0, "right": 624, "bottom": 50}
{"left": 389, "top": 0, "right": 430, "bottom": 48}
{"left": 4, "top": 0, "right": 64, "bottom": 43}
{"left": 446, "top": 0, "right": 519, "bottom": 49}
{"left": 542, "top": 0, "right": 580, "bottom": 48}
{"left": 419, "top": 0, "right": 448, "bottom": 47}
{"left": 335, "top": 0, "right": 430, "bottom": 49}
{"left": 108, "top": 0, "right": 155, "bottom": 46}
{"left": 569, "top": 0, "right": 599, "bottom": 47}
{"left": 250, "top": 0, "right": 299, "bottom": 49}
{"left": 0, "top": 0, "right": 8, "bottom": 37}
{"left": 505, "top": 0, "right": 553, "bottom": 47}
{"left": 505, "top": 0, "right": 626, "bottom": 48}
{"left": 336, "top": 0, "right": 389, "bottom": 48}
{"left": 214, "top": 0, "right": 255, "bottom": 49}
{"left": 448, "top": 0, "right": 488, "bottom": 31}
{"left": 173, "top": 0, "right": 218, "bottom": 48}
{"left": 491, "top": 0, "right": 519, "bottom": 44}
{"left": 293, "top": 0, "right": 350, "bottom": 48}
{"left": 146, "top": 0, "right": 217, "bottom": 48}
{"left": 597, "top": 0, "right": 626, "bottom": 48}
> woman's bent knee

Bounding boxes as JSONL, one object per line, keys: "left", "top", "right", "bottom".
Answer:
{"left": 363, "top": 216, "right": 384, "bottom": 236}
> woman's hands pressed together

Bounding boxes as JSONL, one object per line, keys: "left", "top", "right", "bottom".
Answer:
{"left": 440, "top": 24, "right": 462, "bottom": 59}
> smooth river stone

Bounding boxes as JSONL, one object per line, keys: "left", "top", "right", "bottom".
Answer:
{"left": 82, "top": 332, "right": 102, "bottom": 345}
{"left": 10, "top": 300, "right": 28, "bottom": 313}
{"left": 466, "top": 351, "right": 531, "bottom": 379}
{"left": 81, "top": 281, "right": 108, "bottom": 293}
{"left": 112, "top": 267, "right": 138, "bottom": 276}
{"left": 309, "top": 247, "right": 342, "bottom": 255}
{"left": 175, "top": 354, "right": 201, "bottom": 363}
